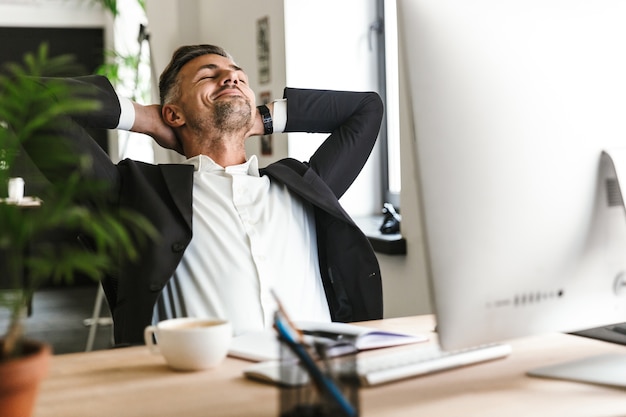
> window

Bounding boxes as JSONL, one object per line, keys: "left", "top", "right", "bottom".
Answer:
{"left": 284, "top": 0, "right": 383, "bottom": 217}
{"left": 375, "top": 0, "right": 401, "bottom": 209}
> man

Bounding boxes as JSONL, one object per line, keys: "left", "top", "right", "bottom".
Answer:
{"left": 33, "top": 44, "right": 384, "bottom": 345}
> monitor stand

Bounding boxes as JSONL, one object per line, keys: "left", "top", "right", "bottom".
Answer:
{"left": 527, "top": 148, "right": 626, "bottom": 389}
{"left": 527, "top": 353, "right": 626, "bottom": 388}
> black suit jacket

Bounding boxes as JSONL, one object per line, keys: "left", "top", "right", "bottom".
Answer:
{"left": 29, "top": 76, "right": 384, "bottom": 345}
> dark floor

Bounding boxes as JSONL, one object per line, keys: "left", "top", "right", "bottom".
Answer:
{"left": 0, "top": 285, "right": 113, "bottom": 355}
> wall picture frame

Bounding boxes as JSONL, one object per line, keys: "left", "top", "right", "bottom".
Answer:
{"left": 257, "top": 16, "right": 270, "bottom": 84}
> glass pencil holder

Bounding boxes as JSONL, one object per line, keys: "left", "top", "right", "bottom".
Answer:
{"left": 278, "top": 335, "right": 360, "bottom": 417}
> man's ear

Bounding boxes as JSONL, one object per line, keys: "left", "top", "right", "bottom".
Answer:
{"left": 162, "top": 104, "right": 185, "bottom": 128}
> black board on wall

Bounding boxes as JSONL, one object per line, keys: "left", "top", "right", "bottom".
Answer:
{"left": 0, "top": 27, "right": 108, "bottom": 288}
{"left": 0, "top": 26, "right": 104, "bottom": 74}
{"left": 0, "top": 26, "right": 107, "bottom": 153}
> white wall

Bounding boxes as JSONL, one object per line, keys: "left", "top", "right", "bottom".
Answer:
{"left": 382, "top": 50, "right": 433, "bottom": 317}
{"left": 0, "top": 0, "right": 110, "bottom": 28}
{"left": 373, "top": 0, "right": 432, "bottom": 318}
{"left": 146, "top": 0, "right": 202, "bottom": 80}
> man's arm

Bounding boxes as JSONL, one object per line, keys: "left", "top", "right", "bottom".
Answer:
{"left": 281, "top": 87, "right": 384, "bottom": 199}
{"left": 21, "top": 75, "right": 123, "bottom": 187}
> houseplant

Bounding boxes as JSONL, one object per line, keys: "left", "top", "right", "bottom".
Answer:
{"left": 0, "top": 45, "right": 156, "bottom": 416}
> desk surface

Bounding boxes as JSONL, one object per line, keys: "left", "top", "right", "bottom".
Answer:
{"left": 34, "top": 315, "right": 626, "bottom": 417}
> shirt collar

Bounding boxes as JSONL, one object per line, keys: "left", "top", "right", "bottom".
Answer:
{"left": 185, "top": 154, "right": 260, "bottom": 177}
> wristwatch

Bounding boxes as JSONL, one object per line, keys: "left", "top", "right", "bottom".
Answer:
{"left": 258, "top": 104, "right": 273, "bottom": 135}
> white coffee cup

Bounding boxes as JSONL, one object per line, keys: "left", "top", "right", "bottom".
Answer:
{"left": 144, "top": 317, "right": 232, "bottom": 371}
{"left": 8, "top": 177, "right": 24, "bottom": 202}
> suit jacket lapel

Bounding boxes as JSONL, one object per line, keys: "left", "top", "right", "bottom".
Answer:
{"left": 262, "top": 159, "right": 355, "bottom": 225}
{"left": 160, "top": 164, "right": 194, "bottom": 230}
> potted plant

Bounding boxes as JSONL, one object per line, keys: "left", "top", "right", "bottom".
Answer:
{"left": 0, "top": 45, "right": 156, "bottom": 417}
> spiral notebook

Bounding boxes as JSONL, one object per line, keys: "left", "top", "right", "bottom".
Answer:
{"left": 228, "top": 321, "right": 428, "bottom": 362}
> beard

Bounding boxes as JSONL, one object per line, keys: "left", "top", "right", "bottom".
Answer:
{"left": 214, "top": 99, "right": 252, "bottom": 132}
{"left": 186, "top": 98, "right": 252, "bottom": 136}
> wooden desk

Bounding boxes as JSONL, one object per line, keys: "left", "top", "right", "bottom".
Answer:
{"left": 34, "top": 316, "right": 626, "bottom": 417}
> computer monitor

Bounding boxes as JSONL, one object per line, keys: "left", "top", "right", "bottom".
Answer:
{"left": 397, "top": 0, "right": 626, "bottom": 378}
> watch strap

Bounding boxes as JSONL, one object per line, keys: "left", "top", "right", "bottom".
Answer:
{"left": 258, "top": 104, "right": 273, "bottom": 135}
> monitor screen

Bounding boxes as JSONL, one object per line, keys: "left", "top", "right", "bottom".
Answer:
{"left": 398, "top": 0, "right": 626, "bottom": 353}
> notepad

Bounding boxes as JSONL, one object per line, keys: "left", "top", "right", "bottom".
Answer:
{"left": 228, "top": 321, "right": 428, "bottom": 362}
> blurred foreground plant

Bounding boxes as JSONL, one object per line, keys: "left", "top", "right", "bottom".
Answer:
{"left": 0, "top": 45, "right": 157, "bottom": 360}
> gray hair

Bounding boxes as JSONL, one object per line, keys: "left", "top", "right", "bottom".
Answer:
{"left": 158, "top": 44, "right": 233, "bottom": 105}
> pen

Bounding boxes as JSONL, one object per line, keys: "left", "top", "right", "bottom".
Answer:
{"left": 274, "top": 312, "right": 357, "bottom": 417}
{"left": 270, "top": 288, "right": 303, "bottom": 341}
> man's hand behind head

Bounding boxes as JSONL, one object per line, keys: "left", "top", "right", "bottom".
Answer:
{"left": 132, "top": 103, "right": 184, "bottom": 155}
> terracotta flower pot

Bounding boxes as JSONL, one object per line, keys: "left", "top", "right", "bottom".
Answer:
{"left": 0, "top": 339, "right": 52, "bottom": 417}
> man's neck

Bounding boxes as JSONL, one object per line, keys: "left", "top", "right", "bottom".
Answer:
{"left": 204, "top": 149, "right": 247, "bottom": 167}
{"left": 184, "top": 133, "right": 247, "bottom": 167}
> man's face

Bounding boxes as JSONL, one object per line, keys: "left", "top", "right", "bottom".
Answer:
{"left": 174, "top": 53, "right": 256, "bottom": 135}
